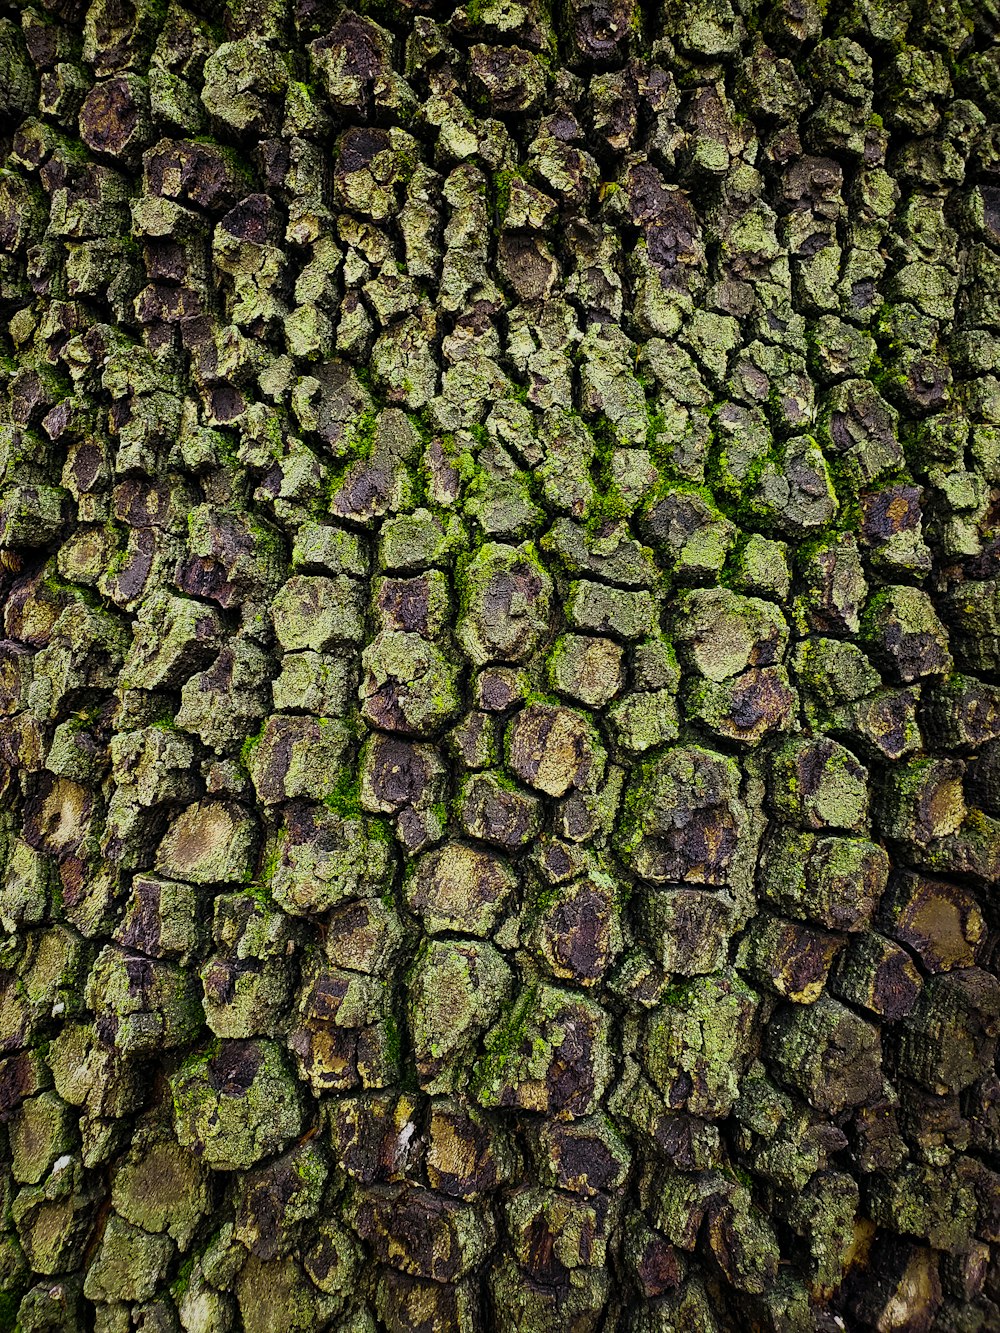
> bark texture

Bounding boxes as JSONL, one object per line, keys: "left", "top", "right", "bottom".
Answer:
{"left": 1, "top": 0, "right": 1000, "bottom": 1329}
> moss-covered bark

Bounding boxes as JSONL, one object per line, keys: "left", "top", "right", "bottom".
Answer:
{"left": 2, "top": 0, "right": 1000, "bottom": 1328}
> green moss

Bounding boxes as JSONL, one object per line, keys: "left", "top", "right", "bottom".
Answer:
{"left": 522, "top": 878, "right": 560, "bottom": 929}
{"left": 174, "top": 1037, "right": 223, "bottom": 1082}
{"left": 41, "top": 570, "right": 104, "bottom": 611}
{"left": 520, "top": 685, "right": 563, "bottom": 711}
{"left": 614, "top": 752, "right": 652, "bottom": 855}
{"left": 729, "top": 1164, "right": 754, "bottom": 1190}
{"left": 383, "top": 1010, "right": 402, "bottom": 1066}
{"left": 645, "top": 405, "right": 672, "bottom": 462}
{"left": 488, "top": 768, "right": 522, "bottom": 794}
{"left": 406, "top": 409, "right": 434, "bottom": 449}
{"left": 346, "top": 406, "right": 379, "bottom": 462}
{"left": 294, "top": 1148, "right": 328, "bottom": 1189}
{"left": 171, "top": 1253, "right": 196, "bottom": 1299}
{"left": 585, "top": 414, "right": 634, "bottom": 532}
{"left": 660, "top": 980, "right": 694, "bottom": 1008}
{"left": 492, "top": 168, "right": 522, "bottom": 227}
{"left": 369, "top": 818, "right": 392, "bottom": 845}
{"left": 239, "top": 720, "right": 268, "bottom": 772}
{"left": 405, "top": 425, "right": 476, "bottom": 518}
{"left": 324, "top": 768, "right": 362, "bottom": 819}
{"left": 820, "top": 449, "right": 865, "bottom": 535}
{"left": 250, "top": 834, "right": 286, "bottom": 898}
{"left": 585, "top": 486, "right": 631, "bottom": 533}
{"left": 63, "top": 704, "right": 101, "bottom": 733}
{"left": 473, "top": 984, "right": 538, "bottom": 1091}
{"left": 353, "top": 365, "right": 376, "bottom": 394}
{"left": 150, "top": 715, "right": 181, "bottom": 732}
{"left": 243, "top": 879, "right": 277, "bottom": 911}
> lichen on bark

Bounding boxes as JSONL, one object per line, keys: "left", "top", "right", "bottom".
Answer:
{"left": 2, "top": 0, "right": 1000, "bottom": 1329}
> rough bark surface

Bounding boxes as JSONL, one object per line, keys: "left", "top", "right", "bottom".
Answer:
{"left": 1, "top": 0, "right": 1000, "bottom": 1329}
